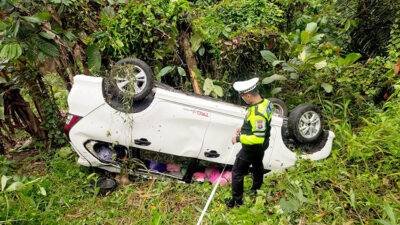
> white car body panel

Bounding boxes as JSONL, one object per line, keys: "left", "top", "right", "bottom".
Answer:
{"left": 68, "top": 75, "right": 105, "bottom": 117}
{"left": 67, "top": 75, "right": 335, "bottom": 173}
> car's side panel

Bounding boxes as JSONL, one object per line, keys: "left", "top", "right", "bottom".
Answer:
{"left": 197, "top": 111, "right": 244, "bottom": 165}
{"left": 77, "top": 104, "right": 136, "bottom": 145}
{"left": 68, "top": 75, "right": 105, "bottom": 117}
{"left": 153, "top": 99, "right": 210, "bottom": 158}
{"left": 264, "top": 116, "right": 297, "bottom": 170}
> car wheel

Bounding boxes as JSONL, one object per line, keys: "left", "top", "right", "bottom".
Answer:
{"left": 288, "top": 104, "right": 323, "bottom": 143}
{"left": 269, "top": 98, "right": 288, "bottom": 117}
{"left": 109, "top": 58, "right": 154, "bottom": 102}
{"left": 97, "top": 177, "right": 118, "bottom": 196}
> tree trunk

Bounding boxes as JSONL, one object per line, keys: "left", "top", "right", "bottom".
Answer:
{"left": 0, "top": 71, "right": 46, "bottom": 144}
{"left": 0, "top": 121, "right": 15, "bottom": 146}
{"left": 0, "top": 139, "right": 4, "bottom": 155}
{"left": 22, "top": 72, "right": 64, "bottom": 148}
{"left": 179, "top": 31, "right": 203, "bottom": 95}
{"left": 6, "top": 89, "right": 46, "bottom": 139}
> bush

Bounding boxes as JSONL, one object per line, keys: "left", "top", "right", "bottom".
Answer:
{"left": 94, "top": 0, "right": 190, "bottom": 64}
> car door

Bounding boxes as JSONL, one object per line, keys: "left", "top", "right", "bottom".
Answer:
{"left": 144, "top": 88, "right": 211, "bottom": 158}
{"left": 197, "top": 103, "right": 245, "bottom": 165}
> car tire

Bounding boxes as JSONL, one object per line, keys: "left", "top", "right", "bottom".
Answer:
{"left": 269, "top": 98, "right": 288, "bottom": 117}
{"left": 109, "top": 57, "right": 154, "bottom": 102}
{"left": 288, "top": 104, "right": 323, "bottom": 143}
{"left": 96, "top": 177, "right": 118, "bottom": 196}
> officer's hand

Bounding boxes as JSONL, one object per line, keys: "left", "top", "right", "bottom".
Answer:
{"left": 231, "top": 136, "right": 237, "bottom": 144}
{"left": 235, "top": 128, "right": 241, "bottom": 136}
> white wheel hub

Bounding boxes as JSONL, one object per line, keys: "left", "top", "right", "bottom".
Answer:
{"left": 115, "top": 65, "right": 147, "bottom": 95}
{"left": 298, "top": 111, "right": 321, "bottom": 139}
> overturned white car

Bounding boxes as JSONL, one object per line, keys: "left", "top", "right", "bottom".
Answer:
{"left": 65, "top": 58, "right": 335, "bottom": 182}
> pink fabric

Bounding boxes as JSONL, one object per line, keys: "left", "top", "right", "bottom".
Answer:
{"left": 208, "top": 171, "right": 220, "bottom": 183}
{"left": 193, "top": 172, "right": 206, "bottom": 182}
{"left": 209, "top": 170, "right": 232, "bottom": 186}
{"left": 222, "top": 171, "right": 232, "bottom": 182}
{"left": 194, "top": 168, "right": 232, "bottom": 186}
{"left": 166, "top": 163, "right": 181, "bottom": 172}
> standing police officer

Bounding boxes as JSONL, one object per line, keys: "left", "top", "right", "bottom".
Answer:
{"left": 226, "top": 78, "right": 273, "bottom": 208}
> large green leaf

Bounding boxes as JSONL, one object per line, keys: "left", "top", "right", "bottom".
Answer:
{"left": 198, "top": 47, "right": 205, "bottom": 56}
{"left": 87, "top": 44, "right": 102, "bottom": 74}
{"left": 271, "top": 87, "right": 282, "bottom": 95}
{"left": 262, "top": 74, "right": 286, "bottom": 84}
{"left": 314, "top": 60, "right": 327, "bottom": 70}
{"left": 177, "top": 67, "right": 186, "bottom": 77}
{"left": 37, "top": 39, "right": 59, "bottom": 58}
{"left": 190, "top": 33, "right": 203, "bottom": 52}
{"left": 345, "top": 53, "right": 362, "bottom": 65}
{"left": 272, "top": 60, "right": 285, "bottom": 67}
{"left": 312, "top": 34, "right": 325, "bottom": 43}
{"left": 305, "top": 22, "right": 318, "bottom": 33}
{"left": 203, "top": 78, "right": 213, "bottom": 95}
{"left": 40, "top": 31, "right": 56, "bottom": 40}
{"left": 260, "top": 50, "right": 278, "bottom": 64}
{"left": 1, "top": 175, "right": 8, "bottom": 191}
{"left": 12, "top": 20, "right": 20, "bottom": 38}
{"left": 22, "top": 16, "right": 43, "bottom": 24}
{"left": 321, "top": 83, "right": 333, "bottom": 93}
{"left": 0, "top": 43, "right": 22, "bottom": 60}
{"left": 282, "top": 63, "right": 296, "bottom": 73}
{"left": 338, "top": 53, "right": 362, "bottom": 66}
{"left": 151, "top": 210, "right": 162, "bottom": 225}
{"left": 39, "top": 186, "right": 47, "bottom": 196}
{"left": 300, "top": 31, "right": 311, "bottom": 44}
{"left": 157, "top": 66, "right": 174, "bottom": 80}
{"left": 383, "top": 204, "right": 397, "bottom": 225}
{"left": 5, "top": 181, "right": 23, "bottom": 192}
{"left": 213, "top": 85, "right": 224, "bottom": 97}
{"left": 35, "top": 12, "right": 52, "bottom": 21}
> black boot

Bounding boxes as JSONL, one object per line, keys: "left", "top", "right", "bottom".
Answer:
{"left": 225, "top": 198, "right": 243, "bottom": 208}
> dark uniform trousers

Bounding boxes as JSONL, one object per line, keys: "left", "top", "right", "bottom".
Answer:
{"left": 232, "top": 145, "right": 265, "bottom": 201}
{"left": 230, "top": 98, "right": 273, "bottom": 202}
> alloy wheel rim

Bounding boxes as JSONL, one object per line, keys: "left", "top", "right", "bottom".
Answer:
{"left": 298, "top": 111, "right": 321, "bottom": 138}
{"left": 115, "top": 65, "right": 147, "bottom": 95}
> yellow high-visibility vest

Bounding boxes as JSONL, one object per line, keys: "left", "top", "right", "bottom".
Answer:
{"left": 239, "top": 99, "right": 273, "bottom": 146}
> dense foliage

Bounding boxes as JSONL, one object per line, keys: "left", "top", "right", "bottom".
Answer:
{"left": 95, "top": 0, "right": 190, "bottom": 62}
{"left": 0, "top": 0, "right": 399, "bottom": 224}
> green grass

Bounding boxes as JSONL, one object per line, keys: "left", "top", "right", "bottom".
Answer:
{"left": 1, "top": 97, "right": 399, "bottom": 224}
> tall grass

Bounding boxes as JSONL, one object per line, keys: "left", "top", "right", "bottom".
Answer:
{"left": 206, "top": 95, "right": 400, "bottom": 224}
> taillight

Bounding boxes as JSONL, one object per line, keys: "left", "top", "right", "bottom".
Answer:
{"left": 64, "top": 114, "right": 82, "bottom": 136}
